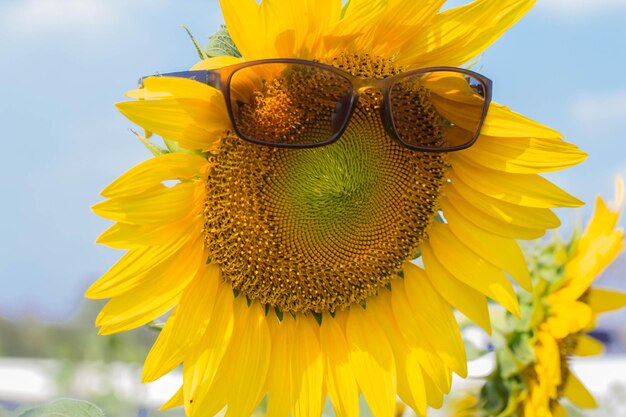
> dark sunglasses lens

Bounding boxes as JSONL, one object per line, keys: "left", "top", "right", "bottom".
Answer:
{"left": 229, "top": 63, "right": 353, "bottom": 146}
{"left": 389, "top": 71, "right": 488, "bottom": 150}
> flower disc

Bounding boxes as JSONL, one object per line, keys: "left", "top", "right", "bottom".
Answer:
{"left": 204, "top": 54, "right": 449, "bottom": 313}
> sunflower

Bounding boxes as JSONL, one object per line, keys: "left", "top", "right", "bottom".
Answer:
{"left": 465, "top": 179, "right": 626, "bottom": 417}
{"left": 88, "top": 1, "right": 586, "bottom": 416}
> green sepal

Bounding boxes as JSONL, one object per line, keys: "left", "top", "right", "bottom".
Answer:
{"left": 206, "top": 25, "right": 242, "bottom": 58}
{"left": 17, "top": 399, "right": 106, "bottom": 417}
{"left": 162, "top": 138, "right": 205, "bottom": 157}
{"left": 274, "top": 306, "right": 284, "bottom": 322}
{"left": 183, "top": 25, "right": 210, "bottom": 60}
{"left": 311, "top": 311, "right": 323, "bottom": 326}
{"left": 563, "top": 404, "right": 588, "bottom": 417}
{"left": 341, "top": 0, "right": 352, "bottom": 18}
{"left": 146, "top": 321, "right": 165, "bottom": 332}
{"left": 131, "top": 129, "right": 169, "bottom": 156}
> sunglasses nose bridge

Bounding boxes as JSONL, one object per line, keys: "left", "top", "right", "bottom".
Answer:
{"left": 350, "top": 79, "right": 397, "bottom": 139}
{"left": 353, "top": 77, "right": 385, "bottom": 95}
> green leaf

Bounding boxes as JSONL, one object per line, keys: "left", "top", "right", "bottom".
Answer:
{"left": 511, "top": 333, "right": 535, "bottom": 367}
{"left": 479, "top": 377, "right": 509, "bottom": 416}
{"left": 18, "top": 399, "right": 105, "bottom": 417}
{"left": 205, "top": 25, "right": 241, "bottom": 58}
{"left": 496, "top": 345, "right": 520, "bottom": 379}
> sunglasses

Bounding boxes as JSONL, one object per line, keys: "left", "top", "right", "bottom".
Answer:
{"left": 140, "top": 58, "right": 492, "bottom": 152}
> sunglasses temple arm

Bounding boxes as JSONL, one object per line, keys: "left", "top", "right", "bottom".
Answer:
{"left": 137, "top": 70, "right": 221, "bottom": 89}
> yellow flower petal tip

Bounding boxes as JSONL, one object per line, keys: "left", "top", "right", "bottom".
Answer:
{"left": 90, "top": 1, "right": 587, "bottom": 416}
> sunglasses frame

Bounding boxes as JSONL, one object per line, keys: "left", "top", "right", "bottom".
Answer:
{"left": 140, "top": 58, "right": 493, "bottom": 152}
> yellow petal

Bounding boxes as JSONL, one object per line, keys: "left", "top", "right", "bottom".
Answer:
{"left": 347, "top": 306, "right": 396, "bottom": 417}
{"left": 220, "top": 0, "right": 339, "bottom": 59}
{"left": 320, "top": 313, "right": 360, "bottom": 417}
{"left": 101, "top": 153, "right": 207, "bottom": 198}
{"left": 304, "top": 0, "right": 342, "bottom": 55}
{"left": 421, "top": 371, "right": 444, "bottom": 409}
{"left": 542, "top": 301, "right": 592, "bottom": 339}
{"left": 183, "top": 282, "right": 235, "bottom": 416}
{"left": 587, "top": 288, "right": 626, "bottom": 314}
{"left": 451, "top": 157, "right": 583, "bottom": 208}
{"left": 396, "top": 351, "right": 427, "bottom": 417}
{"left": 428, "top": 223, "right": 520, "bottom": 317}
{"left": 96, "top": 215, "right": 200, "bottom": 249}
{"left": 441, "top": 192, "right": 546, "bottom": 240}
{"left": 139, "top": 76, "right": 225, "bottom": 102}
{"left": 87, "top": 225, "right": 199, "bottom": 299}
{"left": 328, "top": 0, "right": 386, "bottom": 53}
{"left": 402, "top": 263, "right": 467, "bottom": 377}
{"left": 219, "top": 0, "right": 263, "bottom": 59}
{"left": 383, "top": 283, "right": 452, "bottom": 396}
{"left": 573, "top": 334, "right": 604, "bottom": 357}
{"left": 374, "top": 0, "right": 446, "bottom": 53}
{"left": 266, "top": 314, "right": 295, "bottom": 417}
{"left": 445, "top": 201, "right": 531, "bottom": 291}
{"left": 160, "top": 385, "right": 184, "bottom": 410}
{"left": 551, "top": 402, "right": 567, "bottom": 417}
{"left": 449, "top": 176, "right": 561, "bottom": 231}
{"left": 579, "top": 197, "right": 622, "bottom": 252}
{"left": 366, "top": 292, "right": 428, "bottom": 417}
{"left": 421, "top": 246, "right": 491, "bottom": 333}
{"left": 191, "top": 55, "right": 244, "bottom": 70}
{"left": 557, "top": 237, "right": 623, "bottom": 302}
{"left": 86, "top": 244, "right": 182, "bottom": 299}
{"left": 480, "top": 102, "right": 563, "bottom": 139}
{"left": 115, "top": 98, "right": 228, "bottom": 151}
{"left": 291, "top": 316, "right": 325, "bottom": 417}
{"left": 398, "top": 0, "right": 535, "bottom": 67}
{"left": 562, "top": 372, "right": 597, "bottom": 408}
{"left": 143, "top": 264, "right": 220, "bottom": 382}
{"left": 97, "top": 291, "right": 178, "bottom": 336}
{"left": 95, "top": 237, "right": 203, "bottom": 334}
{"left": 92, "top": 182, "right": 200, "bottom": 225}
{"left": 460, "top": 136, "right": 587, "bottom": 174}
{"left": 223, "top": 301, "right": 271, "bottom": 417}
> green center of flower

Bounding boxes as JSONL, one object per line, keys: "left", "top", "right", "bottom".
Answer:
{"left": 204, "top": 53, "right": 449, "bottom": 314}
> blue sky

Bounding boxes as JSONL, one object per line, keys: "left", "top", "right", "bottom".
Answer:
{"left": 1, "top": 0, "right": 625, "bottom": 321}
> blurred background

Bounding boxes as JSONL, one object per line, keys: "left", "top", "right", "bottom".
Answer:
{"left": 1, "top": 0, "right": 625, "bottom": 415}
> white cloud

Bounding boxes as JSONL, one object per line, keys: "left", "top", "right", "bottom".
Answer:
{"left": 2, "top": 0, "right": 114, "bottom": 33}
{"left": 570, "top": 90, "right": 626, "bottom": 128}
{"left": 537, "top": 0, "right": 626, "bottom": 16}
{"left": 0, "top": 0, "right": 164, "bottom": 35}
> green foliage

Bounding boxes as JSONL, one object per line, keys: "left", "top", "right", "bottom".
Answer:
{"left": 0, "top": 301, "right": 156, "bottom": 362}
{"left": 130, "top": 129, "right": 170, "bottom": 157}
{"left": 183, "top": 25, "right": 210, "bottom": 60}
{"left": 17, "top": 399, "right": 104, "bottom": 417}
{"left": 184, "top": 25, "right": 241, "bottom": 60}
{"left": 205, "top": 25, "right": 241, "bottom": 58}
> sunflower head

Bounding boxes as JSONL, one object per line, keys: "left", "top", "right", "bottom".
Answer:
{"left": 89, "top": 1, "right": 588, "bottom": 416}
{"left": 469, "top": 178, "right": 626, "bottom": 417}
{"left": 203, "top": 53, "right": 451, "bottom": 314}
